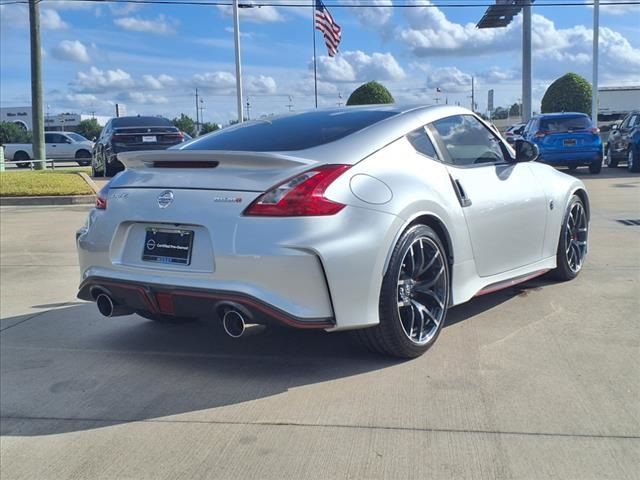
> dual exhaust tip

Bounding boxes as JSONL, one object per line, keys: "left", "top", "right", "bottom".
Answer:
{"left": 94, "top": 290, "right": 251, "bottom": 338}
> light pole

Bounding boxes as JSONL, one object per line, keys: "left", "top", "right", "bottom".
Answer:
{"left": 232, "top": 0, "right": 243, "bottom": 123}
{"left": 592, "top": 0, "right": 600, "bottom": 124}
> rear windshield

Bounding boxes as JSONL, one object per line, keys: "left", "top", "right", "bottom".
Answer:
{"left": 112, "top": 116, "right": 173, "bottom": 127}
{"left": 540, "top": 116, "right": 592, "bottom": 132}
{"left": 181, "top": 109, "right": 398, "bottom": 152}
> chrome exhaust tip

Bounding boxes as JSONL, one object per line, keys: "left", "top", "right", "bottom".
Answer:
{"left": 222, "top": 310, "right": 246, "bottom": 338}
{"left": 95, "top": 292, "right": 133, "bottom": 317}
{"left": 96, "top": 293, "right": 115, "bottom": 317}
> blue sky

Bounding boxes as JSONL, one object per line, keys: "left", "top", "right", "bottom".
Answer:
{"left": 1, "top": 0, "right": 639, "bottom": 124}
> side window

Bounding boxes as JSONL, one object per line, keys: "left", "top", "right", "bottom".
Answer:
{"left": 44, "top": 133, "right": 53, "bottom": 143}
{"left": 430, "top": 115, "right": 507, "bottom": 167}
{"left": 406, "top": 127, "right": 439, "bottom": 160}
{"left": 629, "top": 115, "right": 639, "bottom": 129}
{"left": 48, "top": 133, "right": 66, "bottom": 143}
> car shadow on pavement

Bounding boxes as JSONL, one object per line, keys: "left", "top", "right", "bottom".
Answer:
{"left": 1, "top": 279, "right": 550, "bottom": 437}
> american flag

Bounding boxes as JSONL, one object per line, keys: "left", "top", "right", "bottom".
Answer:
{"left": 315, "top": 0, "right": 342, "bottom": 57}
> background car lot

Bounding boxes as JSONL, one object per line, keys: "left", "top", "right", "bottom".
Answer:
{"left": 1, "top": 170, "right": 639, "bottom": 479}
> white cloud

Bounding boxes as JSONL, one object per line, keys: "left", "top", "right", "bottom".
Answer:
{"left": 114, "top": 15, "right": 176, "bottom": 34}
{"left": 0, "top": 5, "right": 28, "bottom": 28}
{"left": 142, "top": 74, "right": 176, "bottom": 90}
{"left": 191, "top": 71, "right": 277, "bottom": 94}
{"left": 245, "top": 75, "right": 277, "bottom": 94}
{"left": 123, "top": 92, "right": 169, "bottom": 104}
{"left": 597, "top": 1, "right": 640, "bottom": 16}
{"left": 425, "top": 67, "right": 471, "bottom": 93}
{"left": 344, "top": 0, "right": 393, "bottom": 29}
{"left": 64, "top": 93, "right": 114, "bottom": 111}
{"left": 317, "top": 51, "right": 406, "bottom": 83}
{"left": 41, "top": 9, "right": 69, "bottom": 30}
{"left": 216, "top": 5, "right": 284, "bottom": 23}
{"left": 72, "top": 66, "right": 135, "bottom": 93}
{"left": 51, "top": 40, "right": 90, "bottom": 63}
{"left": 480, "top": 67, "right": 520, "bottom": 84}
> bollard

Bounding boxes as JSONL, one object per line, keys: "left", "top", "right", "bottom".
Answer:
{"left": 0, "top": 145, "right": 5, "bottom": 172}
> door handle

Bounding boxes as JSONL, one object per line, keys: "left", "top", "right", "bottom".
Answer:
{"left": 449, "top": 176, "right": 472, "bottom": 207}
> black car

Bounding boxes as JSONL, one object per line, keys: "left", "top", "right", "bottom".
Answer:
{"left": 92, "top": 116, "right": 184, "bottom": 177}
{"left": 606, "top": 111, "right": 640, "bottom": 172}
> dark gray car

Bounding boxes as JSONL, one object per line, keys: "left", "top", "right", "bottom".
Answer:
{"left": 606, "top": 111, "right": 640, "bottom": 172}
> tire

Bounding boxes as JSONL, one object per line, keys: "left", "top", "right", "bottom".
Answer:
{"left": 353, "top": 224, "right": 450, "bottom": 358}
{"left": 628, "top": 146, "right": 640, "bottom": 173}
{"left": 75, "top": 149, "right": 92, "bottom": 167}
{"left": 92, "top": 151, "right": 105, "bottom": 177}
{"left": 605, "top": 146, "right": 618, "bottom": 168}
{"left": 14, "top": 151, "right": 31, "bottom": 168}
{"left": 552, "top": 195, "right": 588, "bottom": 281}
{"left": 567, "top": 165, "right": 578, "bottom": 171}
{"left": 588, "top": 155, "right": 602, "bottom": 174}
{"left": 136, "top": 311, "right": 197, "bottom": 324}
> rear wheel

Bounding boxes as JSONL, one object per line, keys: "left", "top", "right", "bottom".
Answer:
{"left": 14, "top": 151, "right": 31, "bottom": 168}
{"left": 75, "top": 149, "right": 92, "bottom": 167}
{"left": 628, "top": 146, "right": 640, "bottom": 173}
{"left": 552, "top": 195, "right": 588, "bottom": 281}
{"left": 606, "top": 146, "right": 619, "bottom": 168}
{"left": 588, "top": 155, "right": 602, "bottom": 174}
{"left": 567, "top": 165, "right": 578, "bottom": 172}
{"left": 354, "top": 225, "right": 449, "bottom": 358}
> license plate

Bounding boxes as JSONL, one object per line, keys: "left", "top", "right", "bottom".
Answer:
{"left": 142, "top": 135, "right": 157, "bottom": 143}
{"left": 142, "top": 229, "right": 193, "bottom": 265}
{"left": 563, "top": 139, "right": 577, "bottom": 146}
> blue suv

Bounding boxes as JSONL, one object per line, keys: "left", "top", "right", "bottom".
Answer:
{"left": 522, "top": 112, "right": 603, "bottom": 174}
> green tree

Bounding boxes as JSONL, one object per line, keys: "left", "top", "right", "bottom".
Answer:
{"left": 509, "top": 103, "right": 521, "bottom": 117}
{"left": 491, "top": 107, "right": 509, "bottom": 120}
{"left": 76, "top": 118, "right": 102, "bottom": 141}
{"left": 199, "top": 122, "right": 220, "bottom": 135}
{"left": 0, "top": 121, "right": 31, "bottom": 144}
{"left": 541, "top": 73, "right": 592, "bottom": 116}
{"left": 346, "top": 81, "right": 394, "bottom": 106}
{"left": 172, "top": 113, "right": 197, "bottom": 137}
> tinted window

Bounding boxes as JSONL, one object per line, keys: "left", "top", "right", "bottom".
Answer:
{"left": 111, "top": 116, "right": 173, "bottom": 127}
{"left": 431, "top": 115, "right": 506, "bottom": 167}
{"left": 181, "top": 110, "right": 398, "bottom": 152}
{"left": 539, "top": 115, "right": 591, "bottom": 132}
{"left": 66, "top": 133, "right": 89, "bottom": 142}
{"left": 406, "top": 127, "right": 439, "bottom": 159}
{"left": 45, "top": 133, "right": 67, "bottom": 143}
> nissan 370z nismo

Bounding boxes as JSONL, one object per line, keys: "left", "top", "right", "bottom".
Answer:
{"left": 76, "top": 105, "right": 590, "bottom": 358}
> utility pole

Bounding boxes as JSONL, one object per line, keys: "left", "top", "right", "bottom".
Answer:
{"left": 471, "top": 76, "right": 475, "bottom": 112}
{"left": 233, "top": 0, "right": 243, "bottom": 123}
{"left": 522, "top": 2, "right": 532, "bottom": 122}
{"left": 245, "top": 99, "right": 251, "bottom": 121}
{"left": 195, "top": 88, "right": 200, "bottom": 132}
{"left": 592, "top": 0, "right": 600, "bottom": 124}
{"left": 287, "top": 95, "right": 294, "bottom": 112}
{"left": 28, "top": 0, "right": 45, "bottom": 169}
{"left": 199, "top": 98, "right": 205, "bottom": 128}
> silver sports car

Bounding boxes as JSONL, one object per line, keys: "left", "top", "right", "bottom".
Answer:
{"left": 76, "top": 105, "right": 590, "bottom": 358}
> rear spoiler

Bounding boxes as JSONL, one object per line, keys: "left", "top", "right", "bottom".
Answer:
{"left": 117, "top": 150, "right": 315, "bottom": 170}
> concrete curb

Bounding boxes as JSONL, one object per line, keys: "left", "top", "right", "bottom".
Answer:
{"left": 0, "top": 195, "right": 95, "bottom": 206}
{"left": 76, "top": 172, "right": 100, "bottom": 194}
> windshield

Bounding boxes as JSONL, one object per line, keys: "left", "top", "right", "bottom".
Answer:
{"left": 181, "top": 109, "right": 398, "bottom": 152}
{"left": 540, "top": 116, "right": 592, "bottom": 132}
{"left": 66, "top": 133, "right": 89, "bottom": 142}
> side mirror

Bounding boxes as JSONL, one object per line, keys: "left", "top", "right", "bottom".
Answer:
{"left": 515, "top": 139, "right": 539, "bottom": 162}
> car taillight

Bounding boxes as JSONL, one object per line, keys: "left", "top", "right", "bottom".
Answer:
{"left": 589, "top": 127, "right": 600, "bottom": 134}
{"left": 244, "top": 164, "right": 351, "bottom": 217}
{"left": 96, "top": 186, "right": 108, "bottom": 210}
{"left": 535, "top": 130, "right": 548, "bottom": 138}
{"left": 111, "top": 134, "right": 125, "bottom": 142}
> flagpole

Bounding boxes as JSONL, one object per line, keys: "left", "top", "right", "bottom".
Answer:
{"left": 312, "top": 1, "right": 318, "bottom": 108}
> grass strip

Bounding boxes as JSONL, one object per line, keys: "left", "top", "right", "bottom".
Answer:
{"left": 0, "top": 170, "right": 94, "bottom": 197}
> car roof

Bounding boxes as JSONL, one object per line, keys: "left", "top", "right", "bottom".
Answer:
{"left": 534, "top": 112, "right": 589, "bottom": 119}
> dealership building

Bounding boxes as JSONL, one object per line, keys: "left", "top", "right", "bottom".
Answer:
{"left": 1, "top": 106, "right": 110, "bottom": 131}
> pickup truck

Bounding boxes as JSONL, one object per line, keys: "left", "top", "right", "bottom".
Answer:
{"left": 3, "top": 131, "right": 94, "bottom": 167}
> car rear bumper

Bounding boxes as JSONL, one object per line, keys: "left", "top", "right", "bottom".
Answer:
{"left": 78, "top": 276, "right": 334, "bottom": 329}
{"left": 537, "top": 149, "right": 602, "bottom": 166}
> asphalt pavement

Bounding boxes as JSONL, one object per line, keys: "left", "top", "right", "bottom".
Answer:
{"left": 1, "top": 168, "right": 639, "bottom": 479}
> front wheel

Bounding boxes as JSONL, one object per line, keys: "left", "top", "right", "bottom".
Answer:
{"left": 606, "top": 146, "right": 619, "bottom": 168}
{"left": 354, "top": 225, "right": 450, "bottom": 358}
{"left": 628, "top": 146, "right": 640, "bottom": 173}
{"left": 75, "top": 150, "right": 92, "bottom": 167}
{"left": 552, "top": 195, "right": 588, "bottom": 281}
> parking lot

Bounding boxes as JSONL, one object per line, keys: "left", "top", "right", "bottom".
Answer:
{"left": 1, "top": 169, "right": 638, "bottom": 479}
